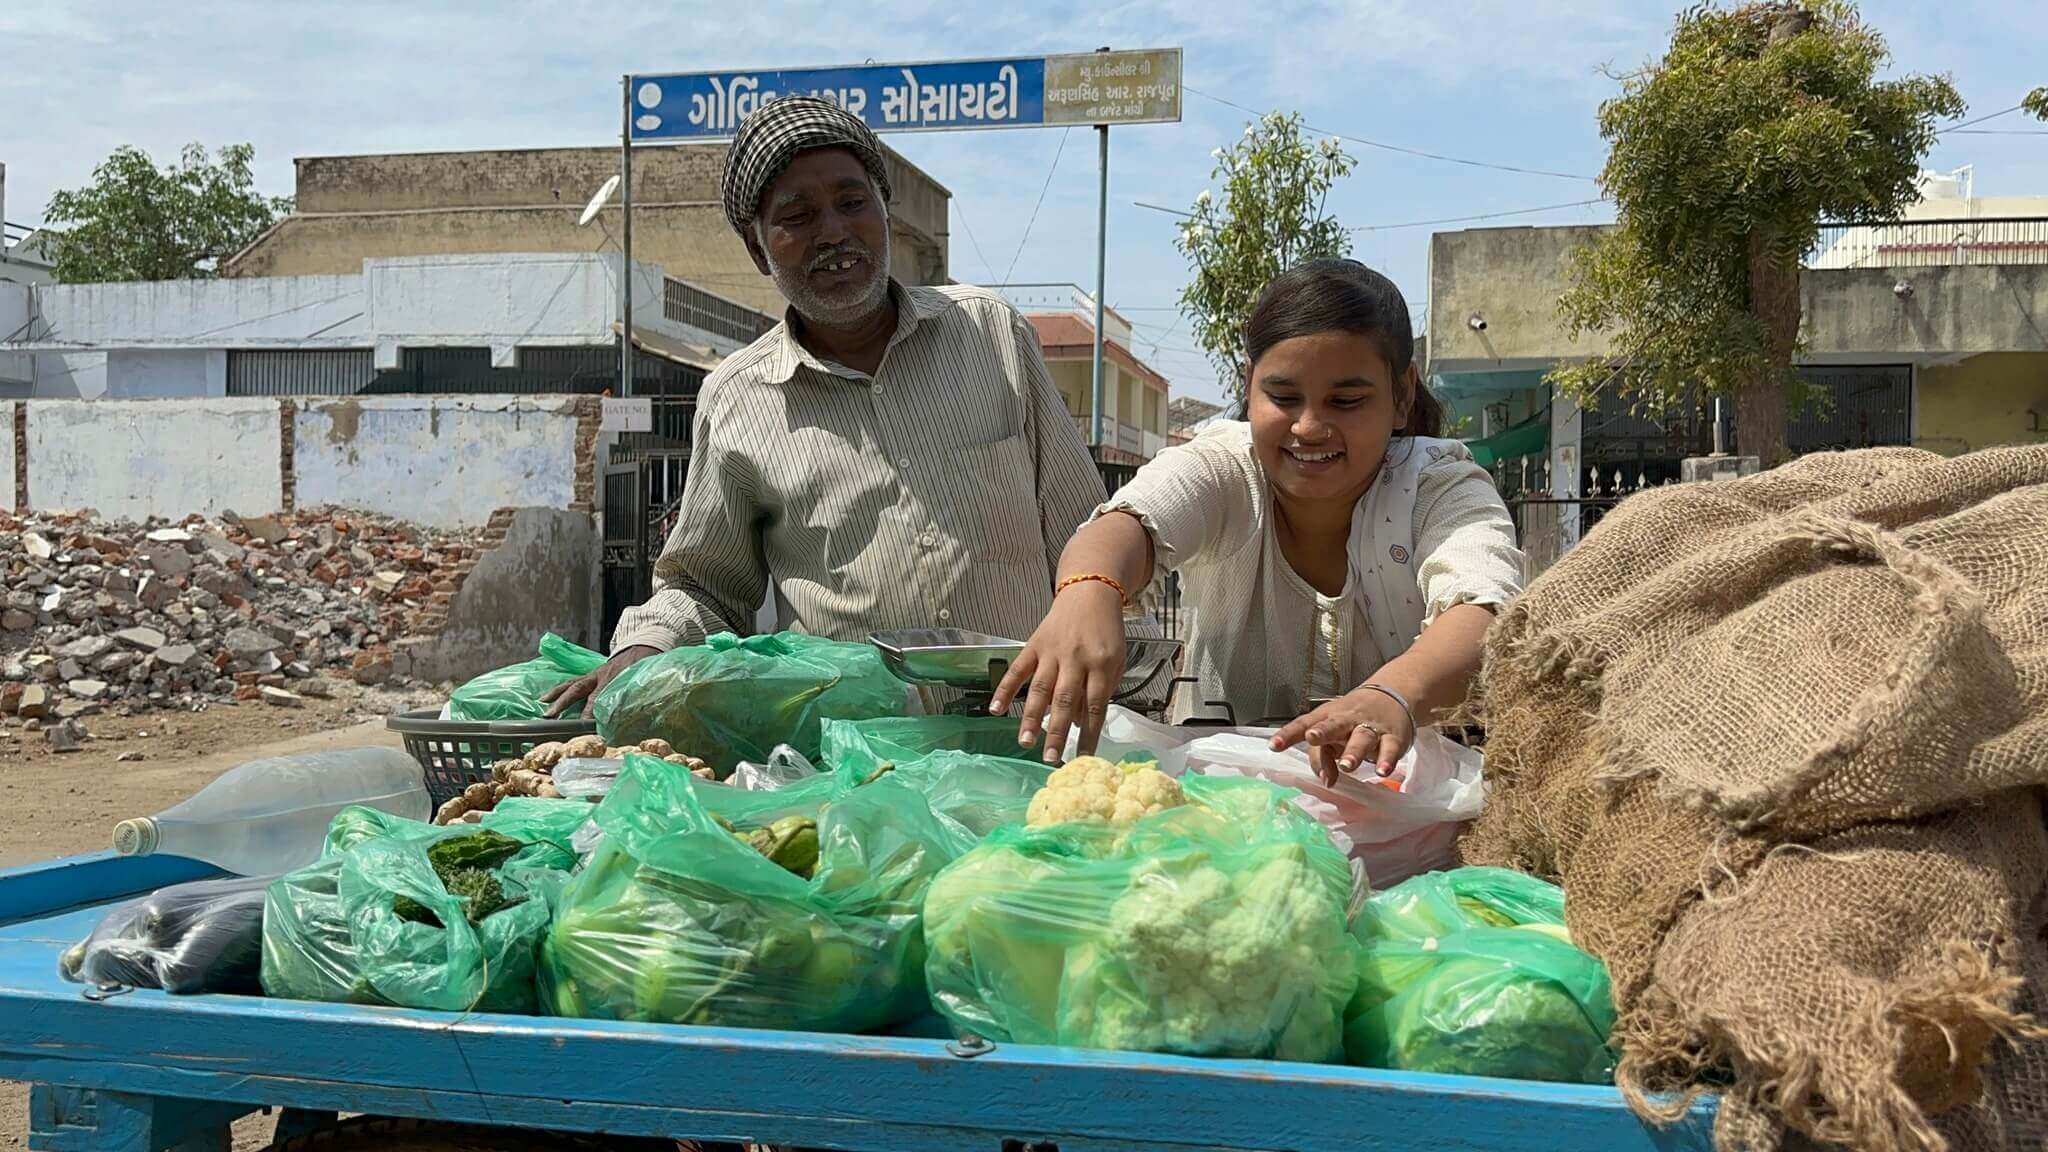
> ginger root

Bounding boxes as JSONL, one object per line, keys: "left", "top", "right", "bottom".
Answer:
{"left": 502, "top": 769, "right": 549, "bottom": 798}
{"left": 561, "top": 734, "right": 608, "bottom": 760}
{"left": 523, "top": 741, "right": 569, "bottom": 770}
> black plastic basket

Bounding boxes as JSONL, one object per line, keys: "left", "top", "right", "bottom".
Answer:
{"left": 386, "top": 709, "right": 598, "bottom": 811}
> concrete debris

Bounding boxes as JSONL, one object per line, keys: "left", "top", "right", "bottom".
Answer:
{"left": 67, "top": 679, "right": 109, "bottom": 701}
{"left": 156, "top": 644, "right": 198, "bottom": 669}
{"left": 61, "top": 635, "right": 115, "bottom": 661}
{"left": 114, "top": 626, "right": 167, "bottom": 651}
{"left": 225, "top": 627, "right": 282, "bottom": 659}
{"left": 0, "top": 507, "right": 477, "bottom": 715}
{"left": 47, "top": 719, "right": 88, "bottom": 753}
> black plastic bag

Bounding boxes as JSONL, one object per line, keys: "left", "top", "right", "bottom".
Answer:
{"left": 58, "top": 875, "right": 271, "bottom": 994}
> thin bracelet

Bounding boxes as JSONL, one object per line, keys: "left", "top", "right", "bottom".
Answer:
{"left": 1359, "top": 683, "right": 1416, "bottom": 733}
{"left": 1057, "top": 572, "right": 1129, "bottom": 605}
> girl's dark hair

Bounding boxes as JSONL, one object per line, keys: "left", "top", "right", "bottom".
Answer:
{"left": 1236, "top": 258, "right": 1444, "bottom": 438}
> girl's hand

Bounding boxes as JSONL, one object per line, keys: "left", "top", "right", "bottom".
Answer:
{"left": 1272, "top": 685, "right": 1417, "bottom": 787}
{"left": 989, "top": 581, "right": 1128, "bottom": 763}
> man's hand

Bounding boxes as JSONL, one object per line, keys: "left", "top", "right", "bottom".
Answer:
{"left": 1270, "top": 685, "right": 1417, "bottom": 787}
{"left": 543, "top": 645, "right": 661, "bottom": 718}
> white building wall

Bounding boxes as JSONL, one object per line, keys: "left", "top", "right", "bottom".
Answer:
{"left": 0, "top": 282, "right": 29, "bottom": 393}
{"left": 293, "top": 396, "right": 581, "bottom": 529}
{"left": 26, "top": 399, "right": 283, "bottom": 521}
{"left": 365, "top": 254, "right": 616, "bottom": 352}
{"left": 29, "top": 352, "right": 108, "bottom": 399}
{"left": 7, "top": 252, "right": 737, "bottom": 398}
{"left": 105, "top": 349, "right": 227, "bottom": 398}
{"left": 0, "top": 401, "right": 14, "bottom": 501}
{"left": 33, "top": 274, "right": 368, "bottom": 347}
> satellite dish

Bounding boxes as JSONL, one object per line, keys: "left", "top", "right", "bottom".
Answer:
{"left": 578, "top": 175, "right": 621, "bottom": 227}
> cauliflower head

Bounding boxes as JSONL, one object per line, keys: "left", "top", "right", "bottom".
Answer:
{"left": 1059, "top": 842, "right": 1354, "bottom": 1062}
{"left": 1025, "top": 757, "right": 1186, "bottom": 828}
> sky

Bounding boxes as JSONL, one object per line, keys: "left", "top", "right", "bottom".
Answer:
{"left": 5, "top": 1, "right": 2046, "bottom": 403}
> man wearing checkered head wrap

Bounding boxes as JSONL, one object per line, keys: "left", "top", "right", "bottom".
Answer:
{"left": 544, "top": 94, "right": 1107, "bottom": 721}
{"left": 721, "top": 96, "right": 893, "bottom": 236}
{"left": 723, "top": 96, "right": 899, "bottom": 334}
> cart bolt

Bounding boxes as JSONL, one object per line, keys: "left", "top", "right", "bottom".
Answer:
{"left": 947, "top": 1034, "right": 996, "bottom": 1058}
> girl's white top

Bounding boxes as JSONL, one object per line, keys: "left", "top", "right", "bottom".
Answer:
{"left": 1098, "top": 421, "right": 1525, "bottom": 724}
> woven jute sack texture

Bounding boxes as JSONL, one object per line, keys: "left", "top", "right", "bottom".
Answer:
{"left": 1462, "top": 446, "right": 2048, "bottom": 1152}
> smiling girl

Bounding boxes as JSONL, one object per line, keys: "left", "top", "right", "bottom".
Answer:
{"left": 992, "top": 259, "right": 1524, "bottom": 784}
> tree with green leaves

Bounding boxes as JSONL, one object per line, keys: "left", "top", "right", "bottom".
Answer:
{"left": 2024, "top": 87, "right": 2047, "bottom": 120}
{"left": 1551, "top": 1, "right": 1962, "bottom": 467}
{"left": 1176, "top": 112, "right": 1355, "bottom": 399}
{"left": 42, "top": 143, "right": 292, "bottom": 283}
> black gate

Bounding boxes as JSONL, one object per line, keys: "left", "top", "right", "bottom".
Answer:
{"left": 598, "top": 388, "right": 699, "bottom": 644}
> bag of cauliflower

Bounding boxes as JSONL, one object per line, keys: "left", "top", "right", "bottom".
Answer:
{"left": 1344, "top": 867, "right": 1616, "bottom": 1084}
{"left": 922, "top": 766, "right": 1360, "bottom": 1063}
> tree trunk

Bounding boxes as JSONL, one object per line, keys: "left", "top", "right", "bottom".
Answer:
{"left": 1742, "top": 232, "right": 1801, "bottom": 468}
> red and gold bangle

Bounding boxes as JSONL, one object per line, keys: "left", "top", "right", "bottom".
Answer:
{"left": 1056, "top": 572, "right": 1129, "bottom": 605}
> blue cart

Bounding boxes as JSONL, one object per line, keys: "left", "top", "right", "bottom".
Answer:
{"left": 1, "top": 851, "right": 1716, "bottom": 1152}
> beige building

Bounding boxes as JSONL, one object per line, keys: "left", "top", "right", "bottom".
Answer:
{"left": 222, "top": 143, "right": 951, "bottom": 317}
{"left": 1006, "top": 285, "right": 1170, "bottom": 466}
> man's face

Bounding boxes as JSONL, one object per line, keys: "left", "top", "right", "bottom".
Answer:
{"left": 745, "top": 148, "right": 892, "bottom": 327}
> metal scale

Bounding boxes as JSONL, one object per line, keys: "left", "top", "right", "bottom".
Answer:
{"left": 868, "top": 629, "right": 1187, "bottom": 718}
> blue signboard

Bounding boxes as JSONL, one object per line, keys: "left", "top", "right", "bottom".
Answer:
{"left": 629, "top": 49, "right": 1182, "bottom": 142}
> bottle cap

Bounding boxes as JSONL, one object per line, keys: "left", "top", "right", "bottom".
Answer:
{"left": 112, "top": 817, "right": 158, "bottom": 857}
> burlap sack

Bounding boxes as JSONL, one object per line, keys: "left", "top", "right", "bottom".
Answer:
{"left": 1464, "top": 446, "right": 2048, "bottom": 1152}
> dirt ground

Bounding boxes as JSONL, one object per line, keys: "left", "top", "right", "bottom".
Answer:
{"left": 0, "top": 686, "right": 432, "bottom": 1150}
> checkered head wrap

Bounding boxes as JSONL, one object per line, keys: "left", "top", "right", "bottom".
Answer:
{"left": 720, "top": 97, "right": 894, "bottom": 235}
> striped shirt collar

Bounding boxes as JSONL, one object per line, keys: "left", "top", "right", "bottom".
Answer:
{"left": 760, "top": 279, "right": 952, "bottom": 383}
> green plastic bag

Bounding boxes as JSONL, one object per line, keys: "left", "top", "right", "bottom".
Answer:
{"left": 822, "top": 715, "right": 1029, "bottom": 777}
{"left": 822, "top": 717, "right": 1050, "bottom": 839}
{"left": 260, "top": 806, "right": 580, "bottom": 1013}
{"left": 480, "top": 797, "right": 599, "bottom": 875}
{"left": 447, "top": 633, "right": 606, "bottom": 721}
{"left": 542, "top": 753, "right": 971, "bottom": 1032}
{"left": 922, "top": 774, "right": 1360, "bottom": 1063}
{"left": 592, "top": 632, "right": 908, "bottom": 775}
{"left": 1343, "top": 867, "right": 1616, "bottom": 1084}
{"left": 882, "top": 751, "right": 1051, "bottom": 839}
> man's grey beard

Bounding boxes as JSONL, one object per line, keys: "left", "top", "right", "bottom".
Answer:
{"left": 767, "top": 226, "right": 893, "bottom": 330}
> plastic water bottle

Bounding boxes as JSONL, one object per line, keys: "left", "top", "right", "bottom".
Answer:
{"left": 112, "top": 748, "right": 430, "bottom": 876}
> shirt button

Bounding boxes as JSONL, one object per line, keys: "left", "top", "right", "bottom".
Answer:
{"left": 897, "top": 457, "right": 911, "bottom": 470}
{"left": 919, "top": 531, "right": 937, "bottom": 548}
{"left": 871, "top": 384, "right": 883, "bottom": 396}
{"left": 937, "top": 608, "right": 952, "bottom": 622}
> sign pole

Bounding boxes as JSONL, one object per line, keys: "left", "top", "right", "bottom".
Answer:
{"left": 620, "top": 75, "right": 635, "bottom": 399}
{"left": 1090, "top": 121, "right": 1109, "bottom": 451}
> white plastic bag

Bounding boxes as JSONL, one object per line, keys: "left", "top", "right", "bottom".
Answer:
{"left": 551, "top": 757, "right": 626, "bottom": 800}
{"left": 1058, "top": 705, "right": 1207, "bottom": 774}
{"left": 730, "top": 745, "right": 822, "bottom": 792}
{"left": 1180, "top": 726, "right": 1485, "bottom": 888}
